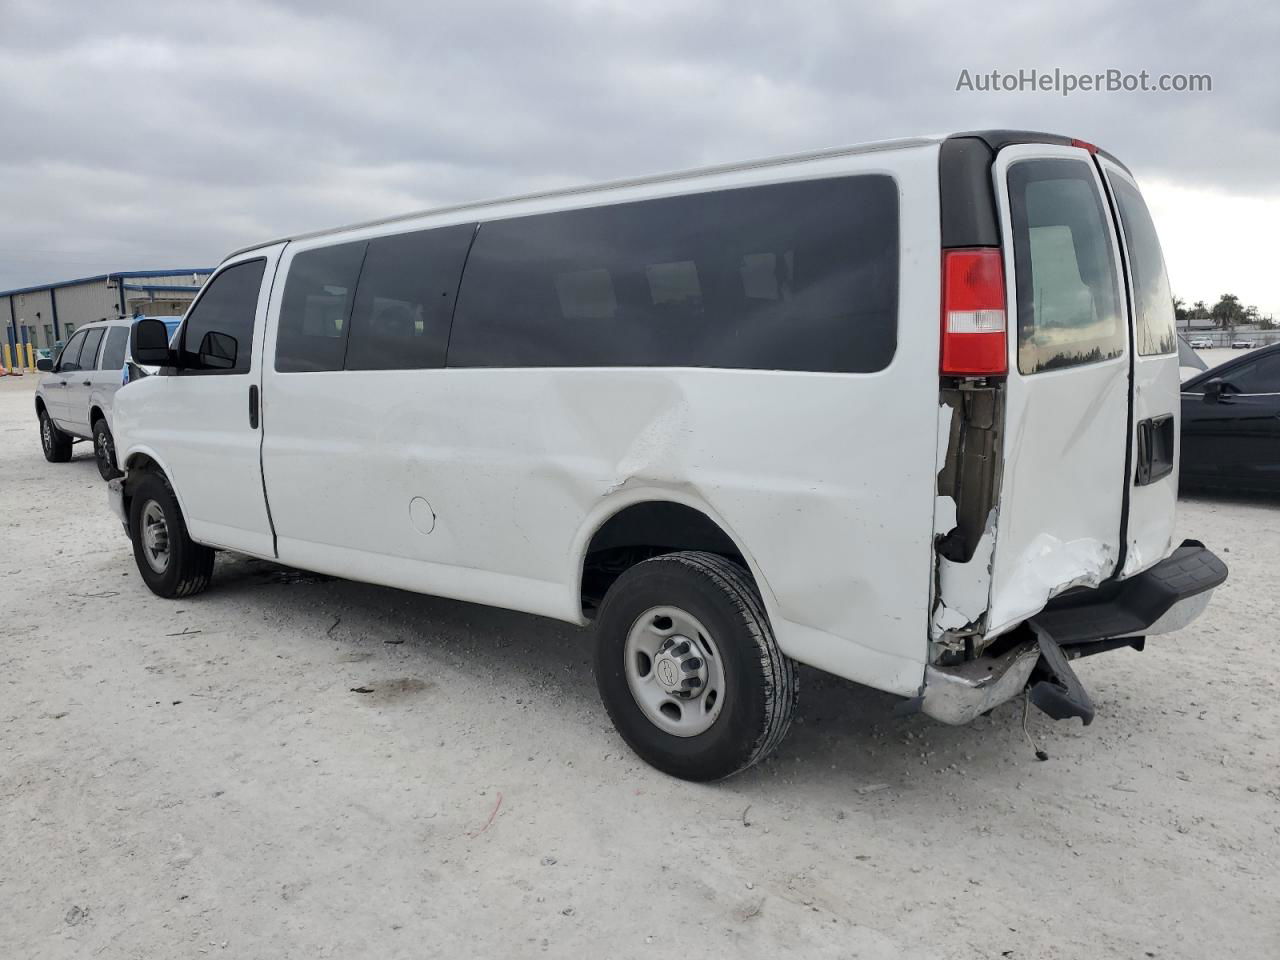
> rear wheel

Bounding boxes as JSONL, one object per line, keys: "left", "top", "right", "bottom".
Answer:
{"left": 128, "top": 471, "right": 214, "bottom": 598}
{"left": 38, "top": 408, "right": 72, "bottom": 463}
{"left": 593, "top": 551, "right": 797, "bottom": 781}
{"left": 92, "top": 419, "right": 122, "bottom": 481}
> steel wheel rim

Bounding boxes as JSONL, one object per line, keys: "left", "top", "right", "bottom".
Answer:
{"left": 624, "top": 605, "right": 726, "bottom": 737}
{"left": 96, "top": 428, "right": 114, "bottom": 467}
{"left": 41, "top": 416, "right": 52, "bottom": 452}
{"left": 140, "top": 500, "right": 171, "bottom": 574}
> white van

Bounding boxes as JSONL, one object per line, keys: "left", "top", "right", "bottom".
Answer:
{"left": 109, "top": 130, "right": 1226, "bottom": 781}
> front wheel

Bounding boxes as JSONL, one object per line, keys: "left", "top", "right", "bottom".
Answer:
{"left": 593, "top": 551, "right": 797, "bottom": 781}
{"left": 93, "top": 419, "right": 122, "bottom": 481}
{"left": 128, "top": 471, "right": 215, "bottom": 598}
{"left": 38, "top": 408, "right": 73, "bottom": 463}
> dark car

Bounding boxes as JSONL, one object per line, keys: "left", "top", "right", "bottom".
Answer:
{"left": 1181, "top": 342, "right": 1280, "bottom": 492}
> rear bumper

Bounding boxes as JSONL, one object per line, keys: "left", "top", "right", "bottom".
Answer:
{"left": 921, "top": 540, "right": 1227, "bottom": 725}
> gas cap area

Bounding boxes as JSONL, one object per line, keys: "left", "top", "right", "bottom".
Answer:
{"left": 409, "top": 497, "right": 436, "bottom": 535}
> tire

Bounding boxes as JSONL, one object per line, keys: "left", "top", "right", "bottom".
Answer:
{"left": 92, "top": 419, "right": 122, "bottom": 481}
{"left": 593, "top": 551, "right": 797, "bottom": 781}
{"left": 128, "top": 471, "right": 215, "bottom": 599}
{"left": 38, "top": 408, "right": 73, "bottom": 463}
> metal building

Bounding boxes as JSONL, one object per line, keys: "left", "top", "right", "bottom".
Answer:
{"left": 1, "top": 268, "right": 213, "bottom": 360}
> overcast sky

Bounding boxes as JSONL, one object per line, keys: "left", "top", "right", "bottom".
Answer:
{"left": 1, "top": 0, "right": 1276, "bottom": 315}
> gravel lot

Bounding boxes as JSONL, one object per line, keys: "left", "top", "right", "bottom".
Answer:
{"left": 1, "top": 375, "right": 1277, "bottom": 960}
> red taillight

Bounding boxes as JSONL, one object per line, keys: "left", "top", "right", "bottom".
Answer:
{"left": 941, "top": 248, "right": 1007, "bottom": 376}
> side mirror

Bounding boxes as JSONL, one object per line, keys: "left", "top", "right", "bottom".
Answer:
{"left": 131, "top": 318, "right": 175, "bottom": 367}
{"left": 197, "top": 331, "right": 237, "bottom": 370}
{"left": 1202, "top": 378, "right": 1239, "bottom": 404}
{"left": 36, "top": 357, "right": 53, "bottom": 372}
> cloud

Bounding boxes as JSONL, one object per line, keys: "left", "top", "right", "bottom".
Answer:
{"left": 0, "top": 0, "right": 1276, "bottom": 313}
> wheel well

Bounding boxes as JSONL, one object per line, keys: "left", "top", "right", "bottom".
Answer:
{"left": 121, "top": 454, "right": 165, "bottom": 516}
{"left": 580, "top": 501, "right": 750, "bottom": 617}
{"left": 125, "top": 453, "right": 163, "bottom": 477}
{"left": 34, "top": 395, "right": 46, "bottom": 416}
{"left": 89, "top": 406, "right": 106, "bottom": 428}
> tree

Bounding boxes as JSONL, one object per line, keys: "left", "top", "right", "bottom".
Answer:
{"left": 1173, "top": 296, "right": 1188, "bottom": 325}
{"left": 1211, "top": 293, "right": 1244, "bottom": 330}
{"left": 1191, "top": 300, "right": 1210, "bottom": 319}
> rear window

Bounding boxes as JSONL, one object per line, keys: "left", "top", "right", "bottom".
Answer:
{"left": 1008, "top": 159, "right": 1125, "bottom": 374}
{"left": 1108, "top": 175, "right": 1176, "bottom": 356}
{"left": 448, "top": 175, "right": 899, "bottom": 372}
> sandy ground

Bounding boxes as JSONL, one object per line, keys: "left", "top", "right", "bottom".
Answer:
{"left": 1, "top": 374, "right": 1277, "bottom": 960}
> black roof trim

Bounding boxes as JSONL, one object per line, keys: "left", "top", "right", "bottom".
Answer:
{"left": 939, "top": 130, "right": 1132, "bottom": 248}
{"left": 955, "top": 129, "right": 1130, "bottom": 173}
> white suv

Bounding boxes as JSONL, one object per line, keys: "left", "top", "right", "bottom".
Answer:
{"left": 108, "top": 131, "right": 1227, "bottom": 780}
{"left": 35, "top": 316, "right": 178, "bottom": 479}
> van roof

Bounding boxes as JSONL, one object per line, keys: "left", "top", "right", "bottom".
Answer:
{"left": 223, "top": 130, "right": 1122, "bottom": 262}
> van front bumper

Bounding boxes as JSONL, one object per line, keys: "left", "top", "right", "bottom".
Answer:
{"left": 108, "top": 473, "right": 128, "bottom": 533}
{"left": 920, "top": 540, "right": 1227, "bottom": 726}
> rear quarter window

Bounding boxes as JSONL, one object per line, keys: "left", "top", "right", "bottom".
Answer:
{"left": 448, "top": 175, "right": 899, "bottom": 372}
{"left": 1008, "top": 159, "right": 1125, "bottom": 374}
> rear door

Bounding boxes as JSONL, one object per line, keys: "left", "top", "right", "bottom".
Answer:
{"left": 64, "top": 325, "right": 106, "bottom": 435}
{"left": 986, "top": 144, "right": 1131, "bottom": 636}
{"left": 96, "top": 324, "right": 130, "bottom": 427}
{"left": 1098, "top": 160, "right": 1182, "bottom": 574}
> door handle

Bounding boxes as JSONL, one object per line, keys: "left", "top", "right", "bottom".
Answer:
{"left": 82, "top": 380, "right": 91, "bottom": 386}
{"left": 248, "top": 384, "right": 259, "bottom": 429}
{"left": 59, "top": 380, "right": 67, "bottom": 386}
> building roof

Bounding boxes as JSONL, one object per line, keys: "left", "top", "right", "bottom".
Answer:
{"left": 0, "top": 268, "right": 213, "bottom": 299}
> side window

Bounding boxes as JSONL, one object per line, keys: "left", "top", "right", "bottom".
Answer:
{"left": 57, "top": 331, "right": 88, "bottom": 372}
{"left": 180, "top": 259, "right": 267, "bottom": 374}
{"left": 1109, "top": 175, "right": 1176, "bottom": 356}
{"left": 448, "top": 175, "right": 899, "bottom": 372}
{"left": 1223, "top": 354, "right": 1280, "bottom": 394}
{"left": 276, "top": 242, "right": 366, "bottom": 373}
{"left": 345, "top": 224, "right": 476, "bottom": 371}
{"left": 1008, "top": 159, "right": 1125, "bottom": 374}
{"left": 100, "top": 326, "right": 129, "bottom": 370}
{"left": 79, "top": 328, "right": 106, "bottom": 372}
